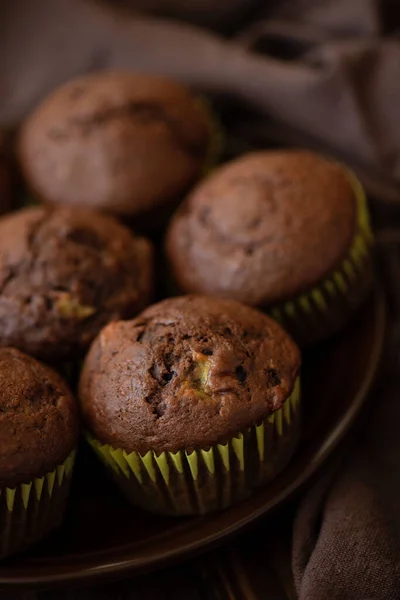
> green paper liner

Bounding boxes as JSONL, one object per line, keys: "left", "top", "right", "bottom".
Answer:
{"left": 269, "top": 171, "right": 374, "bottom": 346}
{"left": 0, "top": 450, "right": 76, "bottom": 559}
{"left": 87, "top": 378, "right": 301, "bottom": 516}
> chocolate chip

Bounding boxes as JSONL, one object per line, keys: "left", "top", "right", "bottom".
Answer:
{"left": 197, "top": 335, "right": 209, "bottom": 343}
{"left": 235, "top": 364, "right": 247, "bottom": 384}
{"left": 162, "top": 372, "right": 174, "bottom": 382}
{"left": 136, "top": 330, "right": 145, "bottom": 343}
{"left": 144, "top": 391, "right": 165, "bottom": 418}
{"left": 265, "top": 368, "right": 281, "bottom": 387}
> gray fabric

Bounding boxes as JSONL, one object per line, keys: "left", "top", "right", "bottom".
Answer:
{"left": 2, "top": 0, "right": 400, "bottom": 203}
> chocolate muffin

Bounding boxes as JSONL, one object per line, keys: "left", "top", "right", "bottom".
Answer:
{"left": 0, "top": 347, "right": 78, "bottom": 558}
{"left": 0, "top": 206, "right": 154, "bottom": 362}
{"left": 166, "top": 150, "right": 374, "bottom": 346}
{"left": 80, "top": 295, "right": 301, "bottom": 515}
{"left": 17, "top": 71, "right": 221, "bottom": 230}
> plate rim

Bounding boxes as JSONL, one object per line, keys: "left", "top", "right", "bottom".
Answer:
{"left": 0, "top": 288, "right": 386, "bottom": 588}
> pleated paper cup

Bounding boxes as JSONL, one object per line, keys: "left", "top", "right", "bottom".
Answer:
{"left": 87, "top": 379, "right": 301, "bottom": 516}
{"left": 270, "top": 172, "right": 374, "bottom": 346}
{"left": 0, "top": 450, "right": 76, "bottom": 559}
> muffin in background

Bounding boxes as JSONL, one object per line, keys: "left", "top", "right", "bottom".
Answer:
{"left": 17, "top": 71, "right": 221, "bottom": 232}
{"left": 80, "top": 295, "right": 301, "bottom": 516}
{"left": 165, "top": 150, "right": 374, "bottom": 346}
{"left": 0, "top": 206, "right": 154, "bottom": 362}
{"left": 0, "top": 347, "right": 78, "bottom": 559}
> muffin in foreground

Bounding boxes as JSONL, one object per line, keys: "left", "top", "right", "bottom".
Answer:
{"left": 0, "top": 348, "right": 78, "bottom": 559}
{"left": 17, "top": 71, "right": 221, "bottom": 230}
{"left": 0, "top": 206, "right": 154, "bottom": 362}
{"left": 80, "top": 295, "right": 301, "bottom": 515}
{"left": 165, "top": 150, "right": 374, "bottom": 346}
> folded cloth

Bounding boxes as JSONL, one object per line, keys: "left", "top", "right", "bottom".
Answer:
{"left": 2, "top": 0, "right": 400, "bottom": 202}
{"left": 293, "top": 231, "right": 400, "bottom": 600}
{"left": 1, "top": 1, "right": 400, "bottom": 597}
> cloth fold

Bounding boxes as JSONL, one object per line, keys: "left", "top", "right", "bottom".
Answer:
{"left": 2, "top": 0, "right": 400, "bottom": 200}
{"left": 292, "top": 231, "right": 400, "bottom": 600}
{"left": 293, "top": 379, "right": 400, "bottom": 599}
{"left": 1, "top": 0, "right": 400, "bottom": 597}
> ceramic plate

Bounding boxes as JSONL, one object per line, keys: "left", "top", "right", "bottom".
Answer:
{"left": 0, "top": 289, "right": 385, "bottom": 588}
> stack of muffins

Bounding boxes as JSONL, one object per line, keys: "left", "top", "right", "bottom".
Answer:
{"left": 0, "top": 69, "right": 374, "bottom": 557}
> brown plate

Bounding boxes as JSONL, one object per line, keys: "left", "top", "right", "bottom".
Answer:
{"left": 0, "top": 288, "right": 385, "bottom": 588}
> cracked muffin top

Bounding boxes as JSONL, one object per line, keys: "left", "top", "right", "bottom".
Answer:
{"left": 0, "top": 206, "right": 153, "bottom": 361}
{"left": 79, "top": 295, "right": 300, "bottom": 454}
{"left": 17, "top": 70, "right": 213, "bottom": 219}
{"left": 0, "top": 347, "right": 79, "bottom": 487}
{"left": 166, "top": 150, "right": 357, "bottom": 305}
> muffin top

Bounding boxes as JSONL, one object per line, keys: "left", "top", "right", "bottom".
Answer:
{"left": 17, "top": 71, "right": 213, "bottom": 218}
{"left": 0, "top": 348, "right": 78, "bottom": 487}
{"left": 0, "top": 206, "right": 153, "bottom": 361}
{"left": 80, "top": 295, "right": 300, "bottom": 454}
{"left": 166, "top": 150, "right": 357, "bottom": 305}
